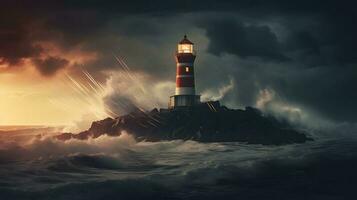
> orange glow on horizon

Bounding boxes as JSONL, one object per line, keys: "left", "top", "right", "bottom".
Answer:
{"left": 0, "top": 66, "right": 109, "bottom": 126}
{"left": 0, "top": 41, "right": 106, "bottom": 126}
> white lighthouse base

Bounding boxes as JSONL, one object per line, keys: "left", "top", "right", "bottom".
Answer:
{"left": 169, "top": 95, "right": 200, "bottom": 109}
{"left": 175, "top": 87, "right": 195, "bottom": 95}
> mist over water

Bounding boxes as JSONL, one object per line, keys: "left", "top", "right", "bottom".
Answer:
{"left": 0, "top": 126, "right": 356, "bottom": 200}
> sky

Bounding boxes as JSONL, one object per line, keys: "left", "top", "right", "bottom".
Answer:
{"left": 0, "top": 0, "right": 356, "bottom": 126}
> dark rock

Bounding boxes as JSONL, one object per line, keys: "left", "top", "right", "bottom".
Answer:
{"left": 55, "top": 101, "right": 312, "bottom": 145}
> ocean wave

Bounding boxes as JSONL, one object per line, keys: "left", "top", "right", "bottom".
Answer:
{"left": 0, "top": 128, "right": 357, "bottom": 199}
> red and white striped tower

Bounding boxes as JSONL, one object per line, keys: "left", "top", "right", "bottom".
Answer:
{"left": 169, "top": 35, "right": 200, "bottom": 109}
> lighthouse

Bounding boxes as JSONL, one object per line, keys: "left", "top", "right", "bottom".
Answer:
{"left": 169, "top": 35, "right": 200, "bottom": 109}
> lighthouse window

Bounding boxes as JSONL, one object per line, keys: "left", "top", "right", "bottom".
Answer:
{"left": 185, "top": 67, "right": 189, "bottom": 72}
{"left": 178, "top": 44, "right": 193, "bottom": 53}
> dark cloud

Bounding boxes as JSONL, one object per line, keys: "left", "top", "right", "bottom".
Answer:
{"left": 0, "top": 26, "right": 42, "bottom": 65}
{"left": 32, "top": 56, "right": 69, "bottom": 76}
{"left": 199, "top": 19, "right": 289, "bottom": 61}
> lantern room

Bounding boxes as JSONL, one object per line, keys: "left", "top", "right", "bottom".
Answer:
{"left": 178, "top": 35, "right": 194, "bottom": 53}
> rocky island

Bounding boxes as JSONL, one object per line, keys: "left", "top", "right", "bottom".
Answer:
{"left": 56, "top": 101, "right": 312, "bottom": 145}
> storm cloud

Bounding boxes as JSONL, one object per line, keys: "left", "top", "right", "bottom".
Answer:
{"left": 199, "top": 19, "right": 288, "bottom": 61}
{"left": 32, "top": 56, "right": 69, "bottom": 76}
{"left": 1, "top": 0, "right": 357, "bottom": 122}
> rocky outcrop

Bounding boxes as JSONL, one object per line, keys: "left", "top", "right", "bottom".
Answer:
{"left": 56, "top": 101, "right": 312, "bottom": 145}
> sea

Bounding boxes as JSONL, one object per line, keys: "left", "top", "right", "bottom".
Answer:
{"left": 0, "top": 125, "right": 356, "bottom": 200}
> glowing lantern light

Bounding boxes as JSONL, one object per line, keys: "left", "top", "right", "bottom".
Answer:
{"left": 177, "top": 35, "right": 194, "bottom": 53}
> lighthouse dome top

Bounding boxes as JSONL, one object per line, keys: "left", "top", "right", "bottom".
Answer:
{"left": 179, "top": 35, "right": 193, "bottom": 44}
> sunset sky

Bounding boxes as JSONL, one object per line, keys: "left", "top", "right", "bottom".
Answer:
{"left": 0, "top": 0, "right": 356, "bottom": 126}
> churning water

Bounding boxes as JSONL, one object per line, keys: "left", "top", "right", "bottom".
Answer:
{"left": 0, "top": 126, "right": 356, "bottom": 200}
